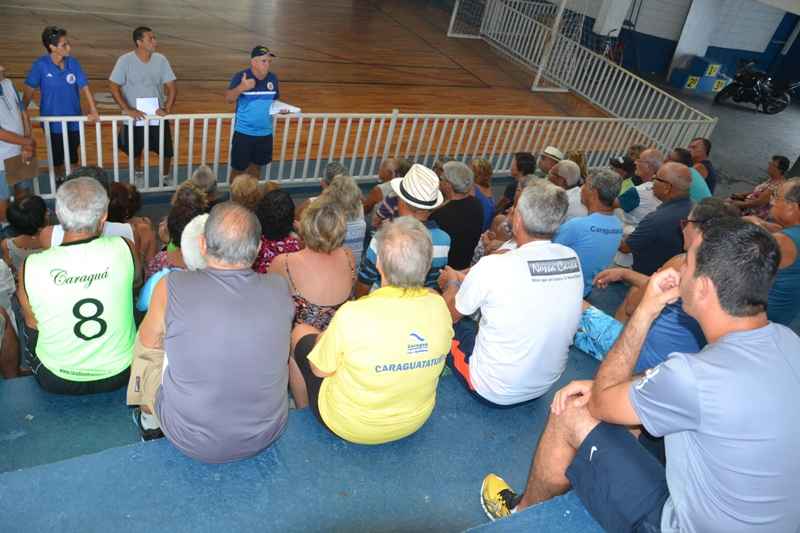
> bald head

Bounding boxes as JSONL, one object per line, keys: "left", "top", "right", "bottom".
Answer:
{"left": 654, "top": 162, "right": 691, "bottom": 201}
{"left": 203, "top": 201, "right": 262, "bottom": 266}
{"left": 635, "top": 148, "right": 664, "bottom": 180}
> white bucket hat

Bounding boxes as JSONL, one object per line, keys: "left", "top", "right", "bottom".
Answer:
{"left": 390, "top": 164, "right": 444, "bottom": 210}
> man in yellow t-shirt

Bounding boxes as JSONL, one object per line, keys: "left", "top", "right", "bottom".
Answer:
{"left": 292, "top": 216, "right": 453, "bottom": 445}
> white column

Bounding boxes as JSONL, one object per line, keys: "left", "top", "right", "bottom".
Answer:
{"left": 668, "top": 0, "right": 724, "bottom": 77}
{"left": 592, "top": 0, "right": 634, "bottom": 37}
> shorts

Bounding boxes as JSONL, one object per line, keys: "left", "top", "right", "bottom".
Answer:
{"left": 25, "top": 325, "right": 130, "bottom": 395}
{"left": 231, "top": 132, "right": 273, "bottom": 171}
{"left": 448, "top": 319, "right": 517, "bottom": 408}
{"left": 293, "top": 333, "right": 336, "bottom": 436}
{"left": 48, "top": 129, "right": 81, "bottom": 168}
{"left": 566, "top": 422, "right": 668, "bottom": 533}
{"left": 118, "top": 124, "right": 175, "bottom": 159}
{"left": 573, "top": 305, "right": 624, "bottom": 362}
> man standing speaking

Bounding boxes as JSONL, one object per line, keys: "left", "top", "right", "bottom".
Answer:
{"left": 225, "top": 46, "right": 279, "bottom": 181}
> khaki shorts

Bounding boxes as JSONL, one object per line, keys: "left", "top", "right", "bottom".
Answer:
{"left": 126, "top": 333, "right": 165, "bottom": 422}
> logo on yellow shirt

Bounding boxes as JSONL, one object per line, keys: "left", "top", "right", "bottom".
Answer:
{"left": 407, "top": 332, "right": 428, "bottom": 355}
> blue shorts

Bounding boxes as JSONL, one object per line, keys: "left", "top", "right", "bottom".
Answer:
{"left": 566, "top": 422, "right": 668, "bottom": 532}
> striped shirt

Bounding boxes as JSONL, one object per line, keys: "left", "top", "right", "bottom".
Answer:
{"left": 358, "top": 220, "right": 450, "bottom": 291}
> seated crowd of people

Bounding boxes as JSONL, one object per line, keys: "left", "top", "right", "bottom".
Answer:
{"left": 0, "top": 138, "right": 799, "bottom": 531}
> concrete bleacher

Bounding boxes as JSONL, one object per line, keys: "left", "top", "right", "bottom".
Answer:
{"left": 0, "top": 286, "right": 628, "bottom": 531}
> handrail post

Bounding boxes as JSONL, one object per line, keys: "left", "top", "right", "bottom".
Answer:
{"left": 382, "top": 108, "right": 400, "bottom": 162}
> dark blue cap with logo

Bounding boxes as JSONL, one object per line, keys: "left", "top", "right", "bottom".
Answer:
{"left": 250, "top": 46, "right": 276, "bottom": 58}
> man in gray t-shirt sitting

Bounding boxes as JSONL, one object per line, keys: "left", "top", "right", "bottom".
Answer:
{"left": 131, "top": 202, "right": 293, "bottom": 463}
{"left": 480, "top": 218, "right": 800, "bottom": 531}
{"left": 109, "top": 26, "right": 177, "bottom": 183}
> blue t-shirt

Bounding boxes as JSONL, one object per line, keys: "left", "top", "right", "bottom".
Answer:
{"left": 636, "top": 300, "right": 705, "bottom": 373}
{"left": 228, "top": 69, "right": 279, "bottom": 137}
{"left": 137, "top": 267, "right": 180, "bottom": 312}
{"left": 25, "top": 55, "right": 88, "bottom": 134}
{"left": 768, "top": 225, "right": 800, "bottom": 326}
{"left": 688, "top": 168, "right": 711, "bottom": 202}
{"left": 474, "top": 187, "right": 494, "bottom": 232}
{"left": 554, "top": 212, "right": 623, "bottom": 296}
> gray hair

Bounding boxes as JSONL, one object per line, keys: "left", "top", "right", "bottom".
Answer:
{"left": 180, "top": 213, "right": 209, "bottom": 271}
{"left": 517, "top": 181, "right": 568, "bottom": 237}
{"left": 55, "top": 177, "right": 109, "bottom": 233}
{"left": 203, "top": 202, "right": 261, "bottom": 266}
{"left": 191, "top": 165, "right": 217, "bottom": 195}
{"left": 441, "top": 161, "right": 474, "bottom": 194}
{"left": 323, "top": 161, "right": 348, "bottom": 185}
{"left": 320, "top": 174, "right": 364, "bottom": 221}
{"left": 375, "top": 216, "right": 432, "bottom": 288}
{"left": 639, "top": 148, "right": 664, "bottom": 174}
{"left": 784, "top": 177, "right": 800, "bottom": 204}
{"left": 586, "top": 167, "right": 622, "bottom": 207}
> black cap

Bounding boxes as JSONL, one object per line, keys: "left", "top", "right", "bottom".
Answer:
{"left": 609, "top": 156, "right": 635, "bottom": 174}
{"left": 251, "top": 46, "right": 276, "bottom": 58}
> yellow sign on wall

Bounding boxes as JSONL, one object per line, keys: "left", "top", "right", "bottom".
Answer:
{"left": 705, "top": 64, "right": 721, "bottom": 77}
{"left": 713, "top": 79, "right": 727, "bottom": 92}
{"left": 685, "top": 76, "right": 700, "bottom": 89}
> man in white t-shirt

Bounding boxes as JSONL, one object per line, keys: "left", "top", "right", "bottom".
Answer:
{"left": 0, "top": 67, "right": 36, "bottom": 220}
{"left": 614, "top": 148, "right": 663, "bottom": 267}
{"left": 440, "top": 181, "right": 583, "bottom": 406}
{"left": 548, "top": 159, "right": 587, "bottom": 222}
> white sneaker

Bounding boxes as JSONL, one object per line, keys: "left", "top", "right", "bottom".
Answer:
{"left": 161, "top": 174, "right": 174, "bottom": 186}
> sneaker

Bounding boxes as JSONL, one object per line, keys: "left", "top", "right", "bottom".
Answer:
{"left": 131, "top": 407, "right": 164, "bottom": 442}
{"left": 480, "top": 474, "right": 519, "bottom": 521}
{"left": 161, "top": 174, "right": 174, "bottom": 186}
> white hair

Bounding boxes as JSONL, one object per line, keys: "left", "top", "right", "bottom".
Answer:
{"left": 180, "top": 213, "right": 209, "bottom": 271}
{"left": 517, "top": 181, "right": 568, "bottom": 237}
{"left": 441, "top": 161, "right": 475, "bottom": 194}
{"left": 55, "top": 177, "right": 109, "bottom": 233}
{"left": 375, "top": 216, "right": 432, "bottom": 288}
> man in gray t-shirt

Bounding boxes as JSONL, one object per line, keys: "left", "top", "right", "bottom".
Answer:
{"left": 109, "top": 26, "right": 177, "bottom": 181}
{"left": 479, "top": 218, "right": 800, "bottom": 531}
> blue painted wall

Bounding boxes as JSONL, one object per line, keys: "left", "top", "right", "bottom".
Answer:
{"left": 705, "top": 13, "right": 799, "bottom": 78}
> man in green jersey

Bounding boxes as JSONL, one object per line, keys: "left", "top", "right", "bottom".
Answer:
{"left": 17, "top": 177, "right": 141, "bottom": 394}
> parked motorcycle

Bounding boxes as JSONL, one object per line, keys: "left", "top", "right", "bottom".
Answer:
{"left": 714, "top": 61, "right": 798, "bottom": 115}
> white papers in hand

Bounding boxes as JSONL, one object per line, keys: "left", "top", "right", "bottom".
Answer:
{"left": 135, "top": 97, "right": 160, "bottom": 126}
{"left": 270, "top": 100, "right": 301, "bottom": 115}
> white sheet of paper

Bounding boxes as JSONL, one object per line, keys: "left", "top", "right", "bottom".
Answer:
{"left": 135, "top": 97, "right": 160, "bottom": 126}
{"left": 270, "top": 100, "right": 301, "bottom": 115}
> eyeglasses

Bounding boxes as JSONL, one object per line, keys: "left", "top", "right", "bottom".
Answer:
{"left": 652, "top": 177, "right": 671, "bottom": 186}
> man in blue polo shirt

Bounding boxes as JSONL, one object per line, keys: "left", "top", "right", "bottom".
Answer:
{"left": 23, "top": 26, "right": 100, "bottom": 179}
{"left": 225, "top": 46, "right": 280, "bottom": 181}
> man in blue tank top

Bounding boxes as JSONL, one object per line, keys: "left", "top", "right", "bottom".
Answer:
{"left": 747, "top": 178, "right": 800, "bottom": 326}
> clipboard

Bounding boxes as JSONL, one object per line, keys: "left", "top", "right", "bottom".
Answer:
{"left": 3, "top": 154, "right": 39, "bottom": 185}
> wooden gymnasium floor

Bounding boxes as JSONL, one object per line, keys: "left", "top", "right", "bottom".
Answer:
{"left": 0, "top": 0, "right": 605, "bottom": 118}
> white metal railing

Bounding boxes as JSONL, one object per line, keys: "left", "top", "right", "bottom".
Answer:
{"left": 29, "top": 110, "right": 713, "bottom": 198}
{"left": 476, "top": 0, "right": 716, "bottom": 141}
